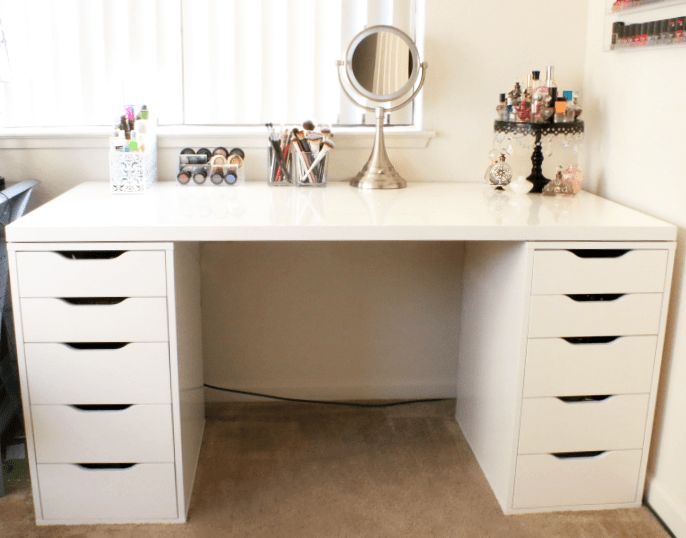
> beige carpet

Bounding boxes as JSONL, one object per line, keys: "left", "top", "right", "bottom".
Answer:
{"left": 0, "top": 401, "right": 669, "bottom": 538}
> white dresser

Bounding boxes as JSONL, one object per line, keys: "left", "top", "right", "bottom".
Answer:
{"left": 5, "top": 182, "right": 676, "bottom": 524}
{"left": 9, "top": 243, "right": 204, "bottom": 525}
{"left": 458, "top": 241, "right": 674, "bottom": 513}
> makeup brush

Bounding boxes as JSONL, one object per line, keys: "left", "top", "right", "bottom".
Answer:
{"left": 300, "top": 139, "right": 335, "bottom": 183}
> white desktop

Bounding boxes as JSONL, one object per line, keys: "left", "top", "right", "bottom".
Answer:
{"left": 6, "top": 181, "right": 676, "bottom": 524}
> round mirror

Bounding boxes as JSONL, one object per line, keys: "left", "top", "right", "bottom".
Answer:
{"left": 345, "top": 25, "right": 420, "bottom": 103}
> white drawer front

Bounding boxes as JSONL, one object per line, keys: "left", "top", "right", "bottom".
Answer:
{"left": 523, "top": 336, "right": 657, "bottom": 397}
{"left": 513, "top": 450, "right": 642, "bottom": 509}
{"left": 518, "top": 395, "right": 649, "bottom": 454}
{"left": 16, "top": 250, "right": 167, "bottom": 298}
{"left": 38, "top": 463, "right": 178, "bottom": 521}
{"left": 25, "top": 343, "right": 171, "bottom": 404}
{"left": 531, "top": 249, "right": 668, "bottom": 295}
{"left": 528, "top": 294, "right": 663, "bottom": 338}
{"left": 21, "top": 298, "right": 168, "bottom": 342}
{"left": 33, "top": 404, "right": 174, "bottom": 463}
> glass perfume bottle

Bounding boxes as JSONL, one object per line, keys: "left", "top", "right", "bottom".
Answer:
{"left": 496, "top": 93, "right": 507, "bottom": 121}
{"left": 485, "top": 154, "right": 513, "bottom": 190}
{"left": 554, "top": 97, "right": 567, "bottom": 123}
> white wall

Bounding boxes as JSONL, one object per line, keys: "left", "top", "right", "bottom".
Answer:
{"left": 0, "top": 0, "right": 588, "bottom": 401}
{"left": 583, "top": 3, "right": 686, "bottom": 536}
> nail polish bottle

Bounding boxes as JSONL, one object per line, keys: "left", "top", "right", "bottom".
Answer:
{"left": 612, "top": 22, "right": 625, "bottom": 49}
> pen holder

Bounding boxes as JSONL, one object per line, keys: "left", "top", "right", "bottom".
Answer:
{"left": 268, "top": 147, "right": 294, "bottom": 186}
{"left": 292, "top": 147, "right": 328, "bottom": 187}
{"left": 109, "top": 140, "right": 157, "bottom": 194}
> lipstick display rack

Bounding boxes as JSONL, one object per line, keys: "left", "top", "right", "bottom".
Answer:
{"left": 493, "top": 121, "right": 584, "bottom": 194}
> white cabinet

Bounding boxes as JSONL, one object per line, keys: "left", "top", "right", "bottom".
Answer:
{"left": 8, "top": 242, "right": 204, "bottom": 525}
{"left": 457, "top": 241, "right": 674, "bottom": 514}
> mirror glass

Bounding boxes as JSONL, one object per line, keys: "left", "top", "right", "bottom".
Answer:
{"left": 349, "top": 28, "right": 416, "bottom": 100}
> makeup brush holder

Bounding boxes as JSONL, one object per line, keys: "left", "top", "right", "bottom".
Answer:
{"left": 109, "top": 140, "right": 157, "bottom": 194}
{"left": 268, "top": 147, "right": 294, "bottom": 186}
{"left": 293, "top": 148, "right": 328, "bottom": 187}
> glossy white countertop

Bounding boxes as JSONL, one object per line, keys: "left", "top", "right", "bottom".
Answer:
{"left": 7, "top": 181, "right": 676, "bottom": 243}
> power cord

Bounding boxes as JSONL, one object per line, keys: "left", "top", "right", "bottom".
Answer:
{"left": 203, "top": 383, "right": 450, "bottom": 408}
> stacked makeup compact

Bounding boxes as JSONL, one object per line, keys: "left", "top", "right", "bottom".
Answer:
{"left": 176, "top": 146, "right": 245, "bottom": 186}
{"left": 266, "top": 121, "right": 334, "bottom": 186}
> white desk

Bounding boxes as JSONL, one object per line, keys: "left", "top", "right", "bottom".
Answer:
{"left": 6, "top": 181, "right": 677, "bottom": 524}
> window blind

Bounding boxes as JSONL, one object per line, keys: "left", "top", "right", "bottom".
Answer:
{"left": 0, "top": 0, "right": 415, "bottom": 128}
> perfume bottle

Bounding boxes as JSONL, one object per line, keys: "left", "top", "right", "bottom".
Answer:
{"left": 496, "top": 93, "right": 507, "bottom": 121}
{"left": 517, "top": 88, "right": 532, "bottom": 122}
{"left": 484, "top": 154, "right": 513, "bottom": 190}
{"left": 554, "top": 97, "right": 567, "bottom": 123}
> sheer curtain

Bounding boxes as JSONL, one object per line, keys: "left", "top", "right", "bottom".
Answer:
{"left": 0, "top": 0, "right": 415, "bottom": 128}
{"left": 0, "top": 0, "right": 182, "bottom": 127}
{"left": 181, "top": 0, "right": 415, "bottom": 125}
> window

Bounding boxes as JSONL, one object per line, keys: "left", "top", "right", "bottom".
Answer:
{"left": 0, "top": 0, "right": 417, "bottom": 129}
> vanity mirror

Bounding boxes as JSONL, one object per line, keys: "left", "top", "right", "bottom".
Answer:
{"left": 338, "top": 25, "right": 427, "bottom": 189}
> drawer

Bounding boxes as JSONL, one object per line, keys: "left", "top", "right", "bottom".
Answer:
{"left": 38, "top": 463, "right": 178, "bottom": 521}
{"left": 518, "top": 394, "right": 649, "bottom": 454}
{"left": 513, "top": 450, "right": 642, "bottom": 509}
{"left": 32, "top": 404, "right": 174, "bottom": 463}
{"left": 21, "top": 297, "right": 168, "bottom": 342}
{"left": 16, "top": 250, "right": 167, "bottom": 298}
{"left": 531, "top": 249, "right": 668, "bottom": 295}
{"left": 528, "top": 294, "right": 663, "bottom": 338}
{"left": 25, "top": 343, "right": 171, "bottom": 404}
{"left": 523, "top": 336, "right": 657, "bottom": 397}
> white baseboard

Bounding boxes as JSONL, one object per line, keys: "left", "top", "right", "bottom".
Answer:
{"left": 204, "top": 382, "right": 456, "bottom": 402}
{"left": 647, "top": 479, "right": 684, "bottom": 537}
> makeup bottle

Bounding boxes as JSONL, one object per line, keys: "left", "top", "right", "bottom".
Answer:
{"left": 545, "top": 65, "right": 556, "bottom": 90}
{"left": 563, "top": 90, "right": 575, "bottom": 122}
{"left": 532, "top": 71, "right": 550, "bottom": 123}
{"left": 554, "top": 97, "right": 567, "bottom": 123}
{"left": 517, "top": 89, "right": 532, "bottom": 122}
{"left": 496, "top": 93, "right": 507, "bottom": 121}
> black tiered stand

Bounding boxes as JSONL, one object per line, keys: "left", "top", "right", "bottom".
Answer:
{"left": 493, "top": 120, "right": 584, "bottom": 193}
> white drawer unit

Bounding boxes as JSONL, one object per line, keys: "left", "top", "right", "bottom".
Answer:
{"left": 37, "top": 463, "right": 179, "bottom": 522}
{"left": 32, "top": 404, "right": 175, "bottom": 463}
{"left": 531, "top": 249, "right": 669, "bottom": 295}
{"left": 8, "top": 242, "right": 205, "bottom": 525}
{"left": 20, "top": 297, "right": 169, "bottom": 343}
{"left": 528, "top": 293, "right": 663, "bottom": 338}
{"left": 513, "top": 450, "right": 643, "bottom": 509}
{"left": 25, "top": 343, "right": 172, "bottom": 405}
{"left": 518, "top": 395, "right": 650, "bottom": 454}
{"left": 523, "top": 336, "right": 657, "bottom": 397}
{"left": 457, "top": 241, "right": 674, "bottom": 515}
{"left": 16, "top": 250, "right": 168, "bottom": 298}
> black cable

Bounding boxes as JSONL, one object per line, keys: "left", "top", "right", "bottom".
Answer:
{"left": 203, "top": 383, "right": 449, "bottom": 408}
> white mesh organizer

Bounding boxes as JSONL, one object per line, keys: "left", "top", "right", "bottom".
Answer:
{"left": 109, "top": 141, "right": 157, "bottom": 194}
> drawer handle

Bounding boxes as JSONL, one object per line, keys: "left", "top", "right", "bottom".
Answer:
{"left": 71, "top": 404, "right": 133, "bottom": 411}
{"left": 552, "top": 451, "right": 606, "bottom": 459}
{"left": 64, "top": 342, "right": 130, "bottom": 350}
{"left": 76, "top": 463, "right": 137, "bottom": 470}
{"left": 568, "top": 249, "right": 629, "bottom": 259}
{"left": 562, "top": 336, "right": 620, "bottom": 345}
{"left": 60, "top": 297, "right": 127, "bottom": 305}
{"left": 57, "top": 250, "right": 126, "bottom": 260}
{"left": 566, "top": 294, "right": 624, "bottom": 302}
{"left": 557, "top": 395, "right": 611, "bottom": 403}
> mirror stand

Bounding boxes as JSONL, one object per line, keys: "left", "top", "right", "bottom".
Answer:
{"left": 337, "top": 59, "right": 427, "bottom": 190}
{"left": 352, "top": 107, "right": 406, "bottom": 189}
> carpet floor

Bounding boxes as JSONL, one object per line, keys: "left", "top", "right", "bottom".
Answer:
{"left": 0, "top": 401, "right": 670, "bottom": 538}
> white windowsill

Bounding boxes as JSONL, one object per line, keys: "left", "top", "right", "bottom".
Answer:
{"left": 0, "top": 125, "right": 436, "bottom": 150}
